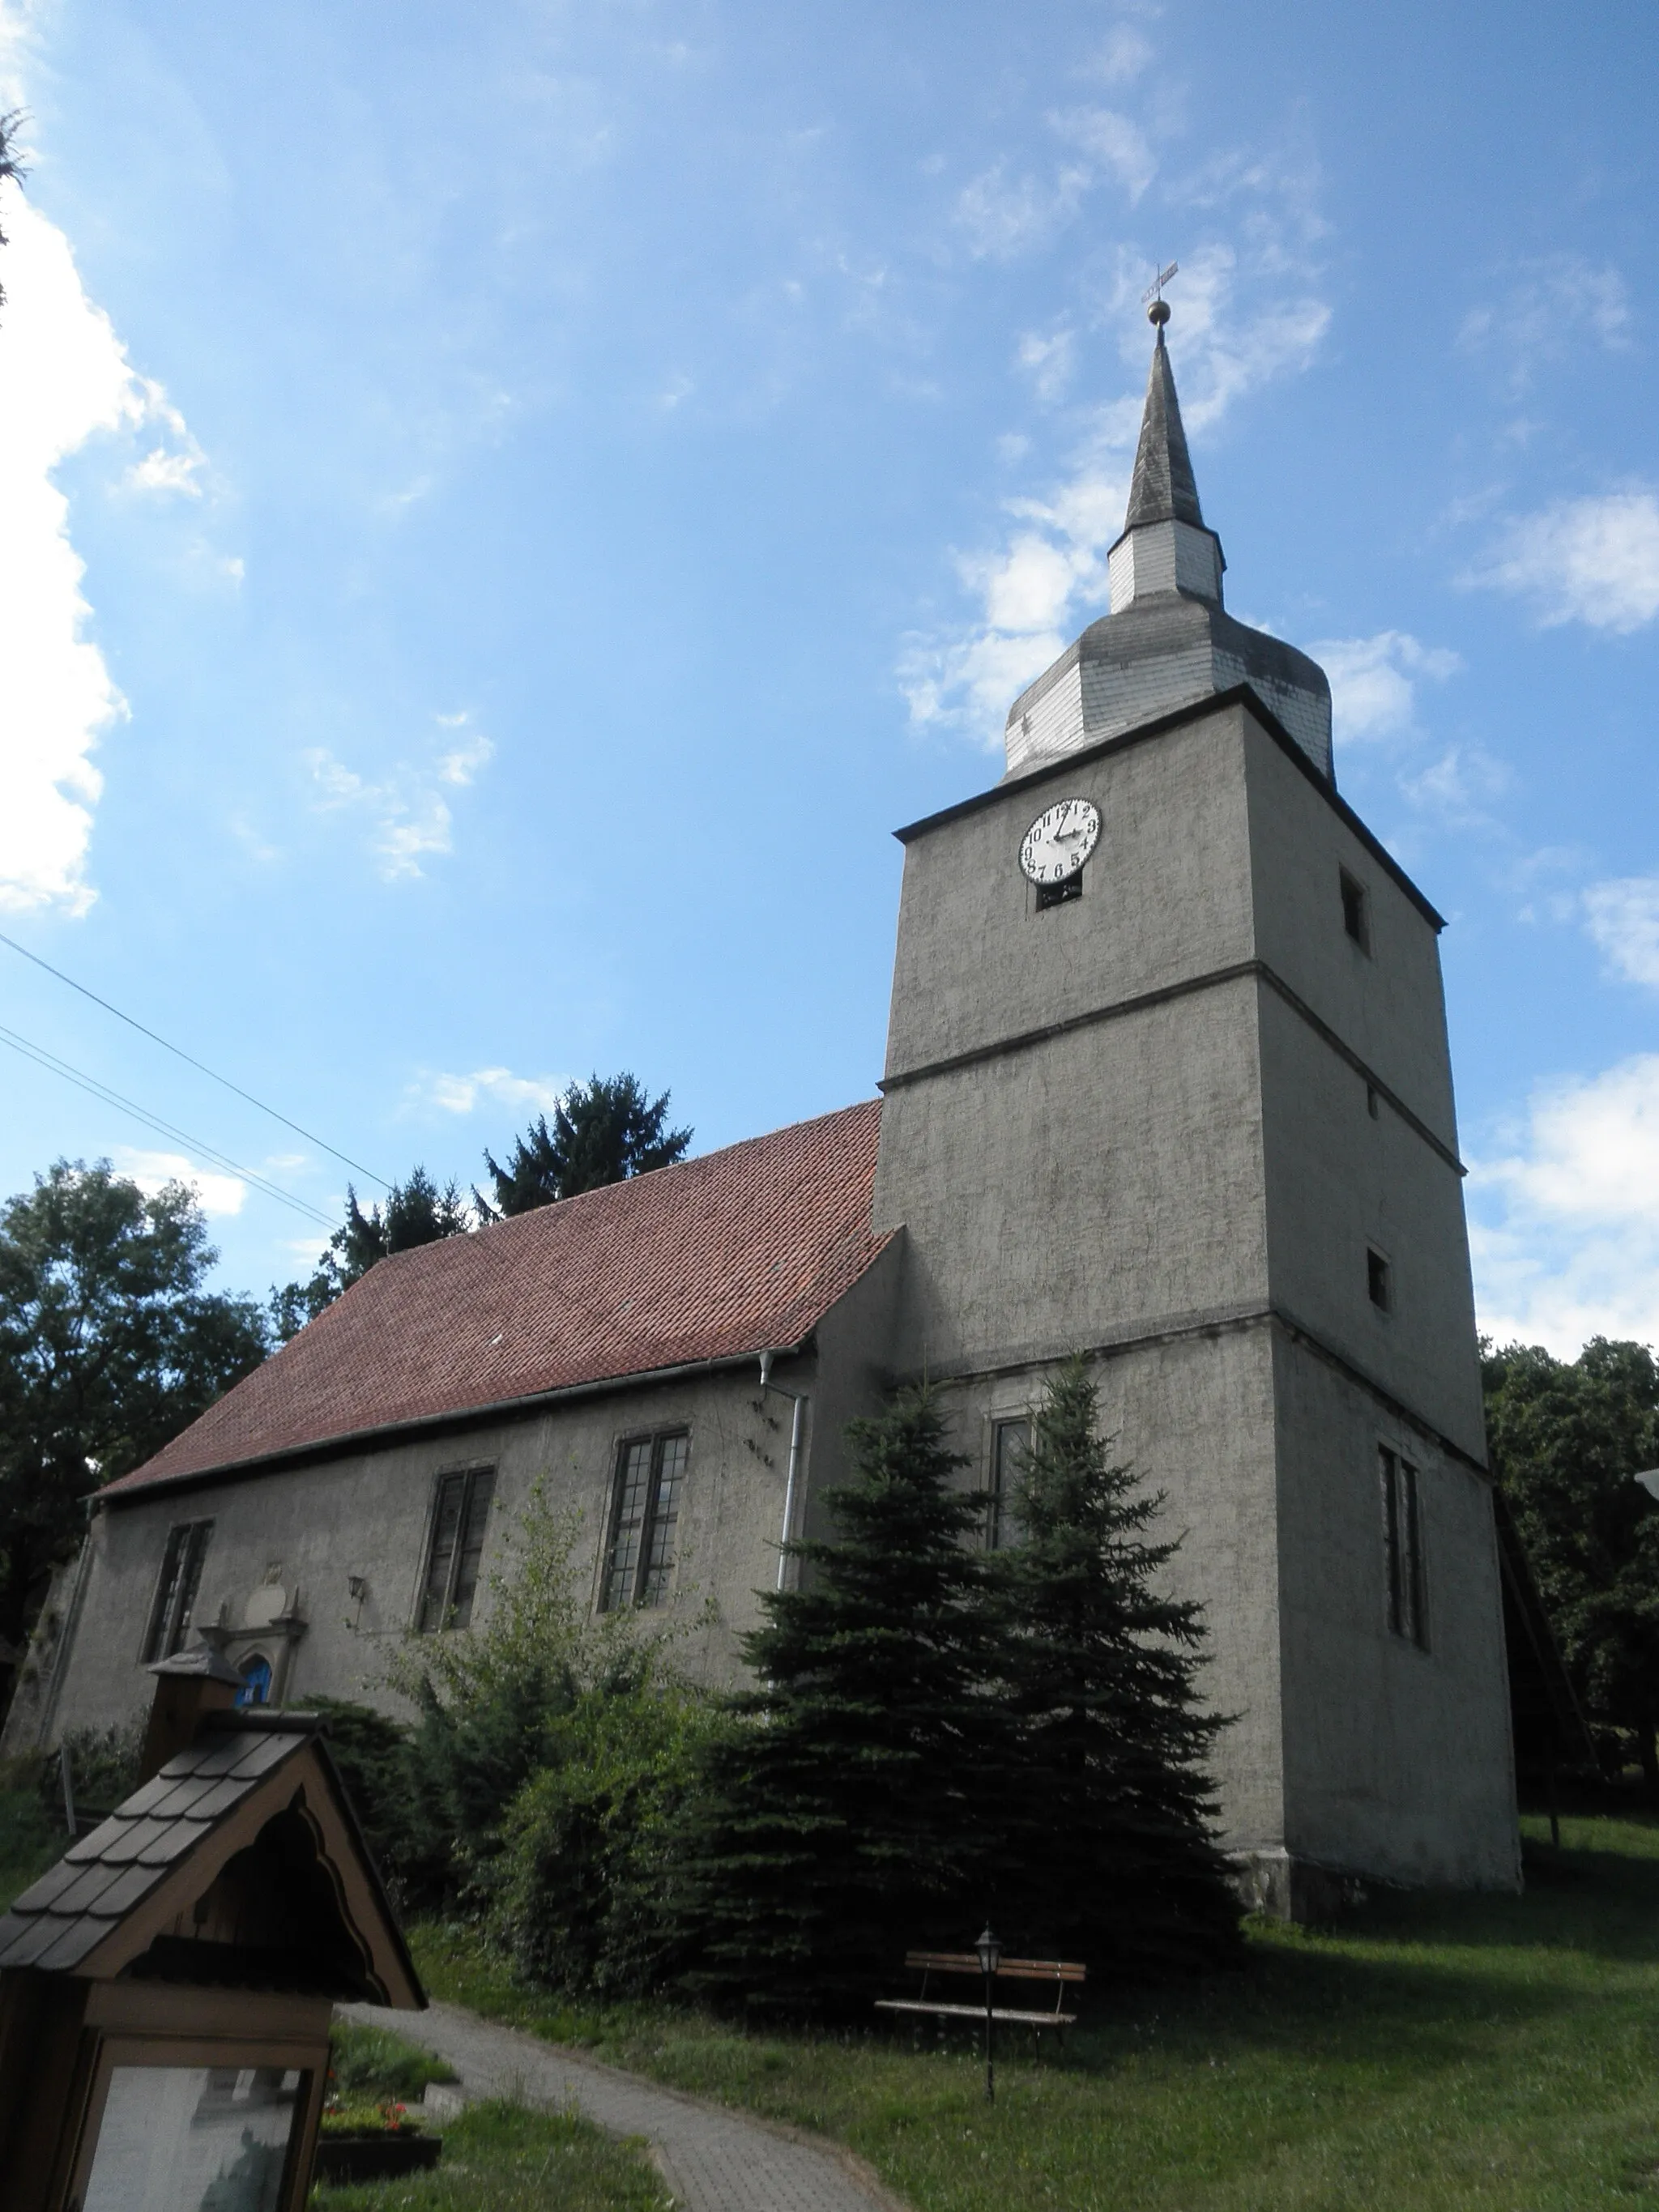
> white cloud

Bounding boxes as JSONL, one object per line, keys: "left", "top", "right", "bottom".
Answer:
{"left": 1397, "top": 743, "right": 1508, "bottom": 828}
{"left": 0, "top": 184, "right": 129, "bottom": 915}
{"left": 415, "top": 1067, "right": 570, "bottom": 1117}
{"left": 1584, "top": 877, "right": 1659, "bottom": 988}
{"left": 305, "top": 713, "right": 494, "bottom": 880}
{"left": 114, "top": 1146, "right": 247, "bottom": 1218}
{"left": 1458, "top": 255, "right": 1631, "bottom": 392}
{"left": 954, "top": 161, "right": 1090, "bottom": 262}
{"left": 0, "top": 102, "right": 211, "bottom": 914}
{"left": 1471, "top": 1056, "right": 1659, "bottom": 1354}
{"left": 1048, "top": 109, "right": 1156, "bottom": 203}
{"left": 1016, "top": 326, "right": 1077, "bottom": 407}
{"left": 1312, "top": 631, "right": 1462, "bottom": 742}
{"left": 125, "top": 445, "right": 203, "bottom": 497}
{"left": 1086, "top": 24, "right": 1155, "bottom": 87}
{"left": 1469, "top": 492, "right": 1659, "bottom": 634}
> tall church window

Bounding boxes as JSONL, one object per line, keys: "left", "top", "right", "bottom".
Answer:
{"left": 603, "top": 1430, "right": 689, "bottom": 1609}
{"left": 143, "top": 1519, "right": 213, "bottom": 1662}
{"left": 1367, "top": 1247, "right": 1392, "bottom": 1311}
{"left": 417, "top": 1466, "right": 496, "bottom": 1632}
{"left": 1381, "top": 1447, "right": 1427, "bottom": 1649}
{"left": 987, "top": 1417, "right": 1030, "bottom": 1550}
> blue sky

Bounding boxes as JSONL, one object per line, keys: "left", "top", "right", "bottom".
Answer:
{"left": 0, "top": 0, "right": 1657, "bottom": 1356}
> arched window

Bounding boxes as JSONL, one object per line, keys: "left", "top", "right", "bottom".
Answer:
{"left": 237, "top": 1652, "right": 273, "bottom": 1707}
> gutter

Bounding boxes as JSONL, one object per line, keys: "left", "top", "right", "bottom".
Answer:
{"left": 758, "top": 1351, "right": 811, "bottom": 1592}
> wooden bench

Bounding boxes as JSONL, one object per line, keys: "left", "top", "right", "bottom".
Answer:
{"left": 876, "top": 1950, "right": 1085, "bottom": 2043}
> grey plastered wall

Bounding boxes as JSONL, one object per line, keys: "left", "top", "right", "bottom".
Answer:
{"left": 1269, "top": 1329, "right": 1518, "bottom": 1887}
{"left": 39, "top": 1258, "right": 902, "bottom": 1750}
{"left": 874, "top": 700, "right": 1272, "bottom": 1377}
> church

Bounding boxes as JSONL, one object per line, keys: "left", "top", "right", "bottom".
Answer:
{"left": 9, "top": 306, "right": 1521, "bottom": 1913}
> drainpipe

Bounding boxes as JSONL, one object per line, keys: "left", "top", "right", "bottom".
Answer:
{"left": 758, "top": 1352, "right": 809, "bottom": 1592}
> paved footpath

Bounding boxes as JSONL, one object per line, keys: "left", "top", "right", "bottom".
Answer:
{"left": 339, "top": 1998, "right": 906, "bottom": 2212}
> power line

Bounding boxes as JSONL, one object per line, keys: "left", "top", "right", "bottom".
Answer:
{"left": 0, "top": 927, "right": 390, "bottom": 1188}
{"left": 0, "top": 1021, "right": 339, "bottom": 1230}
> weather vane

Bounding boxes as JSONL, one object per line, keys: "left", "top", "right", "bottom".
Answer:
{"left": 1141, "top": 260, "right": 1179, "bottom": 327}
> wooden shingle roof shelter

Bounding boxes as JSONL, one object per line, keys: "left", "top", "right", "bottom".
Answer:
{"left": 0, "top": 1647, "right": 421, "bottom": 2212}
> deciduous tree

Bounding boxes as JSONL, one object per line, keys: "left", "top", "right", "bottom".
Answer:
{"left": 1485, "top": 1336, "right": 1659, "bottom": 1782}
{"left": 0, "top": 1161, "right": 267, "bottom": 1649}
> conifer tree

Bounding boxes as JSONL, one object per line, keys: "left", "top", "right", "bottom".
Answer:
{"left": 476, "top": 1073, "right": 690, "bottom": 1220}
{"left": 269, "top": 1167, "right": 471, "bottom": 1337}
{"left": 994, "top": 1356, "right": 1241, "bottom": 1973}
{"left": 682, "top": 1387, "right": 1004, "bottom": 2015}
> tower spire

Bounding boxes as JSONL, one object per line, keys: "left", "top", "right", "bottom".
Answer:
{"left": 1105, "top": 298, "right": 1225, "bottom": 615}
{"left": 1125, "top": 302, "right": 1205, "bottom": 531}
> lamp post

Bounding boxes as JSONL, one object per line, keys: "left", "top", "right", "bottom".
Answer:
{"left": 975, "top": 1923, "right": 1001, "bottom": 2103}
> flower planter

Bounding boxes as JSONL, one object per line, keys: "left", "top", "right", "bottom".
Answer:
{"left": 313, "top": 2131, "right": 444, "bottom": 2185}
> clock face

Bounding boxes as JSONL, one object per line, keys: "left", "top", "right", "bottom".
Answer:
{"left": 1019, "top": 797, "right": 1101, "bottom": 887}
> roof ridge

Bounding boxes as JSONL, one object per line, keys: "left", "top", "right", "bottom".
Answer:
{"left": 455, "top": 1093, "right": 883, "bottom": 1254}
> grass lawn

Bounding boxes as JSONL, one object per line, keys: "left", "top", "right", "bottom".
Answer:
{"left": 410, "top": 1813, "right": 1659, "bottom": 2212}
{"left": 309, "top": 2101, "right": 670, "bottom": 2212}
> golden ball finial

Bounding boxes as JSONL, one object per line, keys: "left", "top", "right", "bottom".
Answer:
{"left": 1148, "top": 298, "right": 1171, "bottom": 329}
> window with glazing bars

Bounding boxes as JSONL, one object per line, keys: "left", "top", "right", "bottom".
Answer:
{"left": 417, "top": 1467, "right": 496, "bottom": 1632}
{"left": 603, "top": 1431, "right": 689, "bottom": 1609}
{"left": 1381, "top": 1447, "right": 1427, "bottom": 1648}
{"left": 143, "top": 1520, "right": 213, "bottom": 1662}
{"left": 987, "top": 1417, "right": 1030, "bottom": 1550}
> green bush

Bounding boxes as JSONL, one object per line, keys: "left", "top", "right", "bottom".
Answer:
{"left": 0, "top": 1779, "right": 58, "bottom": 1911}
{"left": 37, "top": 1716, "right": 143, "bottom": 1825}
{"left": 379, "top": 1482, "right": 711, "bottom": 1968}
{"left": 329, "top": 2019, "right": 457, "bottom": 2102}
{"left": 493, "top": 1651, "right": 720, "bottom": 1997}
{"left": 307, "top": 1697, "right": 419, "bottom": 1893}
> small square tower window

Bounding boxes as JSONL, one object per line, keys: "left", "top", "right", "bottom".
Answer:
{"left": 1035, "top": 872, "right": 1083, "bottom": 910}
{"left": 1367, "top": 1247, "right": 1392, "bottom": 1311}
{"left": 1340, "top": 868, "right": 1371, "bottom": 952}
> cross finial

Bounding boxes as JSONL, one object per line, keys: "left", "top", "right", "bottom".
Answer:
{"left": 1142, "top": 260, "right": 1178, "bottom": 328}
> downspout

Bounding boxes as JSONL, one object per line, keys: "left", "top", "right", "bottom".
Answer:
{"left": 759, "top": 1352, "right": 809, "bottom": 1592}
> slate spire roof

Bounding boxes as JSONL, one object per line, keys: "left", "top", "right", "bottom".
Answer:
{"left": 1124, "top": 317, "right": 1205, "bottom": 531}
{"left": 102, "top": 1098, "right": 893, "bottom": 1495}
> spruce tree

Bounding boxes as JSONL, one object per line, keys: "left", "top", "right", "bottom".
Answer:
{"left": 682, "top": 1387, "right": 1002, "bottom": 2016}
{"left": 994, "top": 1356, "right": 1242, "bottom": 1974}
{"left": 476, "top": 1073, "right": 691, "bottom": 1220}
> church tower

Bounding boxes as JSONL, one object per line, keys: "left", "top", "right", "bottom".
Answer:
{"left": 871, "top": 304, "right": 1517, "bottom": 1907}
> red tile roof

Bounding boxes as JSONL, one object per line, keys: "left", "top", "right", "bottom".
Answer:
{"left": 105, "top": 1100, "right": 891, "bottom": 1497}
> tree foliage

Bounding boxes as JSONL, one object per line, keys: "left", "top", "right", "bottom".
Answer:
{"left": 0, "top": 109, "right": 28, "bottom": 315}
{"left": 682, "top": 1370, "right": 1238, "bottom": 2014}
{"left": 1485, "top": 1336, "right": 1659, "bottom": 1778}
{"left": 0, "top": 1161, "right": 267, "bottom": 1644}
{"left": 476, "top": 1074, "right": 690, "bottom": 1220}
{"left": 270, "top": 1167, "right": 471, "bottom": 1339}
{"left": 362, "top": 1485, "right": 710, "bottom": 1995}
{"left": 994, "top": 1356, "right": 1241, "bottom": 1974}
{"left": 682, "top": 1389, "right": 1010, "bottom": 2016}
